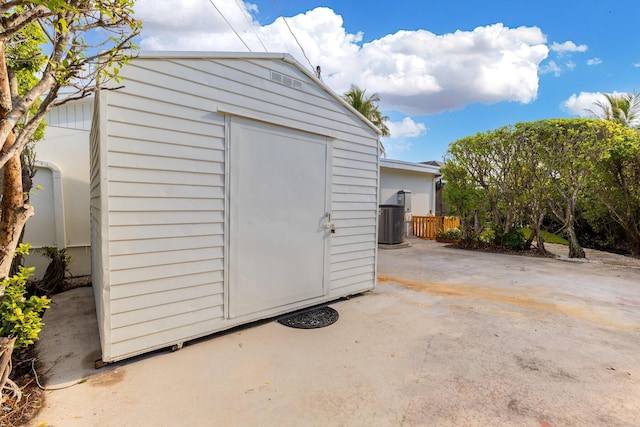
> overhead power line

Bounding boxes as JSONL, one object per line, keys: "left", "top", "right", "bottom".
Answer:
{"left": 208, "top": 0, "right": 252, "bottom": 52}
{"left": 272, "top": 0, "right": 315, "bottom": 71}
{"left": 234, "top": 0, "right": 268, "bottom": 52}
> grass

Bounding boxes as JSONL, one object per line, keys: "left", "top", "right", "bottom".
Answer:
{"left": 522, "top": 228, "right": 569, "bottom": 245}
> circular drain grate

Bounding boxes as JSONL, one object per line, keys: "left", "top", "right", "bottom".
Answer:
{"left": 278, "top": 306, "right": 339, "bottom": 329}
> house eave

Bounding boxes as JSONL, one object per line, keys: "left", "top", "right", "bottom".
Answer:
{"left": 380, "top": 158, "right": 441, "bottom": 175}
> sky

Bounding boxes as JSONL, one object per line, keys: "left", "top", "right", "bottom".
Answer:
{"left": 133, "top": 0, "right": 640, "bottom": 162}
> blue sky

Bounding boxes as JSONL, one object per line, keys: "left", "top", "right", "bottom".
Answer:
{"left": 135, "top": 0, "right": 640, "bottom": 161}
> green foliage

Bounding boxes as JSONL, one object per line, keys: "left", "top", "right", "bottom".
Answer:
{"left": 441, "top": 159, "right": 489, "bottom": 241}
{"left": 436, "top": 227, "right": 462, "bottom": 240}
{"left": 0, "top": 1, "right": 142, "bottom": 165}
{"left": 343, "top": 85, "right": 390, "bottom": 137}
{"left": 587, "top": 91, "right": 640, "bottom": 129}
{"left": 583, "top": 127, "right": 640, "bottom": 254}
{"left": 493, "top": 228, "right": 527, "bottom": 251}
{"left": 443, "top": 118, "right": 621, "bottom": 257}
{"left": 7, "top": 9, "right": 48, "bottom": 144}
{"left": 42, "top": 246, "right": 71, "bottom": 265}
{"left": 0, "top": 245, "right": 50, "bottom": 348}
{"left": 479, "top": 228, "right": 495, "bottom": 244}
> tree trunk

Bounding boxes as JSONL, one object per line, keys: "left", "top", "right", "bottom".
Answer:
{"left": 0, "top": 130, "right": 33, "bottom": 284}
{"left": 0, "top": 131, "right": 33, "bottom": 282}
{"left": 564, "top": 195, "right": 585, "bottom": 259}
{"left": 566, "top": 226, "right": 585, "bottom": 258}
{"left": 0, "top": 336, "right": 20, "bottom": 402}
{"left": 533, "top": 212, "right": 546, "bottom": 254}
{"left": 0, "top": 41, "right": 33, "bottom": 283}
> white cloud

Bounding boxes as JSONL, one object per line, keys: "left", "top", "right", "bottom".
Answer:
{"left": 587, "top": 57, "right": 602, "bottom": 66}
{"left": 551, "top": 41, "right": 588, "bottom": 55}
{"left": 135, "top": 0, "right": 252, "bottom": 36}
{"left": 563, "top": 92, "right": 601, "bottom": 117}
{"left": 382, "top": 118, "right": 428, "bottom": 158}
{"left": 135, "top": 2, "right": 550, "bottom": 115}
{"left": 633, "top": 62, "right": 640, "bottom": 68}
{"left": 565, "top": 60, "right": 576, "bottom": 70}
{"left": 383, "top": 140, "right": 413, "bottom": 157}
{"left": 386, "top": 117, "right": 427, "bottom": 138}
{"left": 540, "top": 60, "right": 562, "bottom": 77}
{"left": 561, "top": 91, "right": 632, "bottom": 117}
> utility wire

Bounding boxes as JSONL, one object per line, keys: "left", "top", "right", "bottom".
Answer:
{"left": 234, "top": 0, "right": 268, "bottom": 52}
{"left": 208, "top": 0, "right": 252, "bottom": 52}
{"left": 272, "top": 0, "right": 315, "bottom": 71}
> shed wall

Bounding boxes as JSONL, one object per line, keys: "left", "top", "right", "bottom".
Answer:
{"left": 93, "top": 55, "right": 379, "bottom": 361}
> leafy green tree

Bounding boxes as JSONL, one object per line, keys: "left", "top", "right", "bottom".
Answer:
{"left": 585, "top": 126, "right": 640, "bottom": 255}
{"left": 527, "top": 119, "right": 614, "bottom": 258}
{"left": 441, "top": 158, "right": 489, "bottom": 243}
{"left": 343, "top": 85, "right": 390, "bottom": 156}
{"left": 443, "top": 126, "right": 542, "bottom": 249}
{"left": 511, "top": 123, "right": 554, "bottom": 253}
{"left": 588, "top": 91, "right": 640, "bottom": 129}
{"left": 0, "top": 1, "right": 141, "bottom": 284}
{"left": 343, "top": 85, "right": 390, "bottom": 136}
{"left": 443, "top": 119, "right": 615, "bottom": 258}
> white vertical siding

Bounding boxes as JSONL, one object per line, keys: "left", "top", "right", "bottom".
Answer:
{"left": 47, "top": 98, "right": 93, "bottom": 130}
{"left": 94, "top": 54, "right": 379, "bottom": 361}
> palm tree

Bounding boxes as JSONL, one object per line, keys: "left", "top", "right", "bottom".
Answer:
{"left": 343, "top": 85, "right": 391, "bottom": 137}
{"left": 588, "top": 91, "right": 640, "bottom": 128}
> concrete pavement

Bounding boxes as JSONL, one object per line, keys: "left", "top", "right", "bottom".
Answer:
{"left": 29, "top": 238, "right": 640, "bottom": 426}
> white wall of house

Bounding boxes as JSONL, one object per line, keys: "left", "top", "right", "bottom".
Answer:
{"left": 23, "top": 102, "right": 92, "bottom": 279}
{"left": 379, "top": 159, "right": 440, "bottom": 216}
{"left": 91, "top": 52, "right": 380, "bottom": 362}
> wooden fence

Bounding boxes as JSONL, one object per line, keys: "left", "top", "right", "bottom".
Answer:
{"left": 412, "top": 216, "right": 460, "bottom": 240}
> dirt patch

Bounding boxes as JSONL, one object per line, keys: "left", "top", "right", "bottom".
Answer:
{"left": 0, "top": 348, "right": 45, "bottom": 427}
{"left": 0, "top": 384, "right": 43, "bottom": 427}
{"left": 90, "top": 367, "right": 126, "bottom": 387}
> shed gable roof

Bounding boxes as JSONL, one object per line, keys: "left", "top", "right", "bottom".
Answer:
{"left": 138, "top": 51, "right": 383, "bottom": 137}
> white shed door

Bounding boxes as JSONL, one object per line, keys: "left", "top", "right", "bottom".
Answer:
{"left": 228, "top": 118, "right": 330, "bottom": 318}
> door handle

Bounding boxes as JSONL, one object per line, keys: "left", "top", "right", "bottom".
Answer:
{"left": 323, "top": 212, "right": 334, "bottom": 231}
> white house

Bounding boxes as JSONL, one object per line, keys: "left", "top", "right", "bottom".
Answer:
{"left": 23, "top": 97, "right": 93, "bottom": 278}
{"left": 89, "top": 52, "right": 381, "bottom": 362}
{"left": 379, "top": 158, "right": 441, "bottom": 216}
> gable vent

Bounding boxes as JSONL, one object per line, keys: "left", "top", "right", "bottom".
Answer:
{"left": 271, "top": 71, "right": 303, "bottom": 89}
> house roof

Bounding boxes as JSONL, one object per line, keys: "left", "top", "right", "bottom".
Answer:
{"left": 421, "top": 160, "right": 445, "bottom": 168}
{"left": 380, "top": 158, "right": 441, "bottom": 175}
{"left": 137, "top": 51, "right": 383, "bottom": 137}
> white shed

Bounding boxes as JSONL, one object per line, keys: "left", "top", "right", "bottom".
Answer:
{"left": 90, "top": 52, "right": 381, "bottom": 362}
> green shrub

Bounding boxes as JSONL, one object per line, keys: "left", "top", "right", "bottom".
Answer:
{"left": 494, "top": 228, "right": 527, "bottom": 250}
{"left": 0, "top": 245, "right": 50, "bottom": 348}
{"left": 437, "top": 226, "right": 462, "bottom": 240}
{"left": 479, "top": 228, "right": 495, "bottom": 243}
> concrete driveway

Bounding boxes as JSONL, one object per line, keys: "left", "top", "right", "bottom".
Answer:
{"left": 30, "top": 239, "right": 640, "bottom": 426}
